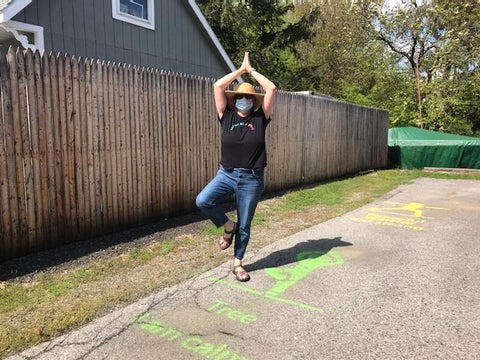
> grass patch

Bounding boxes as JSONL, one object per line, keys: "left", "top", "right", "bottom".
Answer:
{"left": 283, "top": 170, "right": 420, "bottom": 211}
{"left": 281, "top": 168, "right": 480, "bottom": 212}
{"left": 1, "top": 169, "right": 479, "bottom": 358}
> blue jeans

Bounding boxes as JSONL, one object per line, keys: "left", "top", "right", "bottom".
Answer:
{"left": 196, "top": 166, "right": 264, "bottom": 260}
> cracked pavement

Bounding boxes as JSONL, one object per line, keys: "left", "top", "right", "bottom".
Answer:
{"left": 7, "top": 178, "right": 480, "bottom": 360}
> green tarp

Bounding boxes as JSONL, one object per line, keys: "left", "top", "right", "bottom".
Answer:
{"left": 388, "top": 127, "right": 480, "bottom": 169}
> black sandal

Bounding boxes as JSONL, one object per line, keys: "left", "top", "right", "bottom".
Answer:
{"left": 232, "top": 265, "right": 250, "bottom": 282}
{"left": 219, "top": 222, "right": 236, "bottom": 250}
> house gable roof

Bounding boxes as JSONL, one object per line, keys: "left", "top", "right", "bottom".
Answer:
{"left": 0, "top": 0, "right": 236, "bottom": 75}
{"left": 186, "top": 0, "right": 236, "bottom": 73}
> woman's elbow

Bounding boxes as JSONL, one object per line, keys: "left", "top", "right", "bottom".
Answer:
{"left": 267, "top": 84, "right": 277, "bottom": 93}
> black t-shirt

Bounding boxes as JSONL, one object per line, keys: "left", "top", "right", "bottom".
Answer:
{"left": 219, "top": 105, "right": 271, "bottom": 170}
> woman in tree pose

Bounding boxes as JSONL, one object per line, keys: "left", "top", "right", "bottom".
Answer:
{"left": 196, "top": 52, "right": 277, "bottom": 282}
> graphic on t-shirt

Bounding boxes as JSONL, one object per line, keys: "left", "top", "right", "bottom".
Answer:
{"left": 230, "top": 122, "right": 255, "bottom": 131}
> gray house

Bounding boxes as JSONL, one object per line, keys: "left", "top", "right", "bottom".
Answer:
{"left": 0, "top": 0, "right": 235, "bottom": 78}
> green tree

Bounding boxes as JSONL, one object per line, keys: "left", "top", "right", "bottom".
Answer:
{"left": 423, "top": 72, "right": 480, "bottom": 135}
{"left": 354, "top": 1, "right": 440, "bottom": 127}
{"left": 423, "top": 0, "right": 480, "bottom": 135}
{"left": 197, "top": 0, "right": 319, "bottom": 89}
{"left": 198, "top": 0, "right": 480, "bottom": 135}
{"left": 291, "top": 0, "right": 375, "bottom": 95}
{"left": 345, "top": 0, "right": 480, "bottom": 135}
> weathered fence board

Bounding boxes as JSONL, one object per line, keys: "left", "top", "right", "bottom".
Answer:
{"left": 0, "top": 48, "right": 388, "bottom": 261}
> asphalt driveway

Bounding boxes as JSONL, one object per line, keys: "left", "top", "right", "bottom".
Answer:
{"left": 9, "top": 178, "right": 480, "bottom": 360}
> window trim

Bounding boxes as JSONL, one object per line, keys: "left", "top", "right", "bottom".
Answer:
{"left": 112, "top": 0, "right": 155, "bottom": 30}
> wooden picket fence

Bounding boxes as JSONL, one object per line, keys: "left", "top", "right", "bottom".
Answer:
{"left": 0, "top": 48, "right": 388, "bottom": 260}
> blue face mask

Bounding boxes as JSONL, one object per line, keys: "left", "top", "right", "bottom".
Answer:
{"left": 235, "top": 97, "right": 254, "bottom": 113}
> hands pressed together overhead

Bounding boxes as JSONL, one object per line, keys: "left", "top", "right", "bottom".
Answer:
{"left": 240, "top": 52, "right": 255, "bottom": 75}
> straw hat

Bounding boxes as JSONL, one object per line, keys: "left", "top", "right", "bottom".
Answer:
{"left": 225, "top": 82, "right": 264, "bottom": 110}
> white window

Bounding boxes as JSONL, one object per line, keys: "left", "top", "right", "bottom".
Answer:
{"left": 112, "top": 0, "right": 155, "bottom": 30}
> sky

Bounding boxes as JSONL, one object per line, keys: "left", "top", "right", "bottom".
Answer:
{"left": 383, "top": 0, "right": 425, "bottom": 10}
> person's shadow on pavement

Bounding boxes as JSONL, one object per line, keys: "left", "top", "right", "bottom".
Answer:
{"left": 246, "top": 237, "right": 351, "bottom": 272}
{"left": 244, "top": 237, "right": 351, "bottom": 299}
